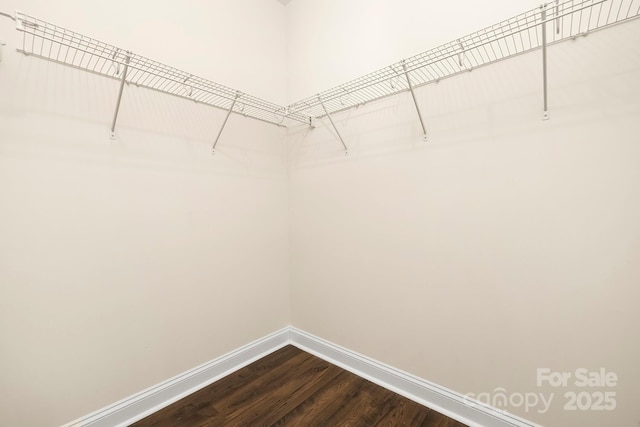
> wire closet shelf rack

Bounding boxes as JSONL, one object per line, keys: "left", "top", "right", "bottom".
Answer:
{"left": 6, "top": 0, "right": 640, "bottom": 134}
{"left": 287, "top": 0, "right": 640, "bottom": 119}
{"left": 13, "top": 11, "right": 312, "bottom": 128}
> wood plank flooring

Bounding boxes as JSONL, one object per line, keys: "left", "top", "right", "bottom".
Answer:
{"left": 131, "top": 345, "right": 468, "bottom": 427}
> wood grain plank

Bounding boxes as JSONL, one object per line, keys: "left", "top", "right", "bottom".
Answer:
{"left": 131, "top": 345, "right": 468, "bottom": 427}
{"left": 373, "top": 395, "right": 432, "bottom": 426}
{"left": 255, "top": 362, "right": 345, "bottom": 425}
{"left": 270, "top": 370, "right": 362, "bottom": 425}
{"left": 223, "top": 354, "right": 337, "bottom": 425}
{"left": 132, "top": 346, "right": 306, "bottom": 427}
{"left": 420, "top": 408, "right": 463, "bottom": 426}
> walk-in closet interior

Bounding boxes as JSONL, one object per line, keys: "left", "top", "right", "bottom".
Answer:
{"left": 1, "top": 1, "right": 638, "bottom": 426}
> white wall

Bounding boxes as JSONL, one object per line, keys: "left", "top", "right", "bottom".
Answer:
{"left": 2, "top": 1, "right": 640, "bottom": 426}
{"left": 285, "top": 0, "right": 541, "bottom": 102}
{"left": 0, "top": 2, "right": 290, "bottom": 426}
{"left": 288, "top": 14, "right": 640, "bottom": 427}
{"left": 1, "top": 0, "right": 288, "bottom": 103}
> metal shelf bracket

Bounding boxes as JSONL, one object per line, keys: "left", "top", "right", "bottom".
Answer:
{"left": 286, "top": 0, "right": 628, "bottom": 127}
{"left": 319, "top": 96, "right": 348, "bottom": 155}
{"left": 541, "top": 4, "right": 550, "bottom": 121}
{"left": 402, "top": 61, "right": 428, "bottom": 141}
{"left": 0, "top": 10, "right": 14, "bottom": 62}
{"left": 110, "top": 53, "right": 131, "bottom": 139}
{"left": 12, "top": 11, "right": 312, "bottom": 129}
{"left": 457, "top": 40, "right": 465, "bottom": 67}
{"left": 212, "top": 92, "right": 240, "bottom": 154}
{"left": 555, "top": 0, "right": 561, "bottom": 34}
{"left": 8, "top": 1, "right": 639, "bottom": 143}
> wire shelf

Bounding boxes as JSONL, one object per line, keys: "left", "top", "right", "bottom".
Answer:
{"left": 14, "top": 11, "right": 312, "bottom": 127}
{"left": 288, "top": 0, "right": 640, "bottom": 119}
{"left": 9, "top": 0, "right": 640, "bottom": 129}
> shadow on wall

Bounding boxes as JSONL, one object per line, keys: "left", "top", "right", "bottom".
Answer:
{"left": 286, "top": 19, "right": 640, "bottom": 427}
{"left": 2, "top": 53, "right": 287, "bottom": 178}
{"left": 287, "top": 22, "right": 640, "bottom": 170}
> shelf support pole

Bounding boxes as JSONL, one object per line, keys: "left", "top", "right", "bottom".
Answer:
{"left": 110, "top": 53, "right": 130, "bottom": 139}
{"left": 402, "top": 61, "right": 428, "bottom": 141}
{"left": 555, "top": 0, "right": 560, "bottom": 35}
{"left": 319, "top": 97, "right": 348, "bottom": 155}
{"left": 212, "top": 92, "right": 240, "bottom": 154}
{"left": 541, "top": 5, "right": 550, "bottom": 120}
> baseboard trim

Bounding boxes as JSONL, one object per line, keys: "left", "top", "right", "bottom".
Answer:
{"left": 61, "top": 327, "right": 290, "bottom": 427}
{"left": 289, "top": 327, "right": 539, "bottom": 427}
{"left": 63, "top": 326, "right": 538, "bottom": 427}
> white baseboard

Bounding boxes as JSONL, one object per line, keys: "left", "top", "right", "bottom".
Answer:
{"left": 63, "top": 326, "right": 538, "bottom": 427}
{"left": 61, "top": 327, "right": 290, "bottom": 427}
{"left": 288, "top": 327, "right": 539, "bottom": 427}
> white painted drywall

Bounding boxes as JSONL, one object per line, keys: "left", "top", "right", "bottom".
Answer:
{"left": 288, "top": 14, "right": 640, "bottom": 427}
{"left": 285, "top": 0, "right": 541, "bottom": 102}
{"left": 0, "top": 0, "right": 288, "bottom": 104}
{"left": 0, "top": 2, "right": 290, "bottom": 426}
{"left": 2, "top": 1, "right": 639, "bottom": 426}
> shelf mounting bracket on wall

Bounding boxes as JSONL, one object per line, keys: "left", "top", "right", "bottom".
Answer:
{"left": 0, "top": 10, "right": 12, "bottom": 62}
{"left": 212, "top": 91, "right": 240, "bottom": 154}
{"left": 402, "top": 61, "right": 428, "bottom": 141}
{"left": 541, "top": 4, "right": 550, "bottom": 121}
{"left": 457, "top": 40, "right": 465, "bottom": 68}
{"left": 110, "top": 52, "right": 131, "bottom": 139}
{"left": 319, "top": 96, "right": 348, "bottom": 155}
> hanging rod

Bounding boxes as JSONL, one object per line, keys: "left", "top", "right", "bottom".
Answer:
{"left": 12, "top": 11, "right": 312, "bottom": 128}
{"left": 287, "top": 0, "right": 640, "bottom": 119}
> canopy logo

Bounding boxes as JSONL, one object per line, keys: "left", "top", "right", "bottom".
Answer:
{"left": 464, "top": 368, "right": 618, "bottom": 414}
{"left": 537, "top": 368, "right": 617, "bottom": 411}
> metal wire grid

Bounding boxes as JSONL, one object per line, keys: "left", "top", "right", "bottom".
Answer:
{"left": 11, "top": 0, "right": 640, "bottom": 127}
{"left": 288, "top": 0, "right": 640, "bottom": 119}
{"left": 14, "top": 11, "right": 312, "bottom": 127}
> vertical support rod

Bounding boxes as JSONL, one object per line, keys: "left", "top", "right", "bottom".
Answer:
{"left": 555, "top": 0, "right": 560, "bottom": 34}
{"left": 212, "top": 93, "right": 239, "bottom": 153}
{"left": 319, "top": 97, "right": 348, "bottom": 155}
{"left": 541, "top": 6, "right": 550, "bottom": 120}
{"left": 110, "top": 54, "right": 130, "bottom": 139}
{"left": 0, "top": 40, "right": 6, "bottom": 62}
{"left": 402, "top": 61, "right": 428, "bottom": 141}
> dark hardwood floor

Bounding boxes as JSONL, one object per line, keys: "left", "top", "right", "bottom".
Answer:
{"left": 131, "top": 345, "right": 468, "bottom": 427}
